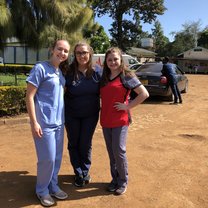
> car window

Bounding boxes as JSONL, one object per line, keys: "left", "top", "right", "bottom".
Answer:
{"left": 136, "top": 64, "right": 162, "bottom": 73}
{"left": 130, "top": 64, "right": 142, "bottom": 70}
{"left": 129, "top": 59, "right": 137, "bottom": 65}
{"left": 174, "top": 65, "right": 184, "bottom": 75}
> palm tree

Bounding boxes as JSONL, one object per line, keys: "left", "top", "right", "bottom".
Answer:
{"left": 0, "top": 0, "right": 93, "bottom": 48}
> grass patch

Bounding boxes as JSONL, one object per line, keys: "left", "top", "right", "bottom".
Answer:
{"left": 0, "top": 73, "right": 27, "bottom": 86}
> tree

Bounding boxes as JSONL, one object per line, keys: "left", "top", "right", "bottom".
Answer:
{"left": 109, "top": 15, "right": 143, "bottom": 49}
{"left": 83, "top": 23, "right": 110, "bottom": 53}
{"left": 164, "top": 20, "right": 203, "bottom": 57}
{"left": 198, "top": 27, "right": 208, "bottom": 49}
{"left": 89, "top": 0, "right": 166, "bottom": 51}
{"left": 151, "top": 20, "right": 169, "bottom": 56}
{"left": 0, "top": 0, "right": 93, "bottom": 48}
{"left": 165, "top": 33, "right": 195, "bottom": 57}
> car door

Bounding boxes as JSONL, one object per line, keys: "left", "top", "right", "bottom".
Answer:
{"left": 175, "top": 65, "right": 185, "bottom": 90}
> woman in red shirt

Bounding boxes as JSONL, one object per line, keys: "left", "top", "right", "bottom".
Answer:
{"left": 100, "top": 47, "right": 149, "bottom": 195}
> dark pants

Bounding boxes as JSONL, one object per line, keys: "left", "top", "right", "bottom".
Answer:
{"left": 169, "top": 82, "right": 182, "bottom": 102}
{"left": 102, "top": 126, "right": 128, "bottom": 188}
{"left": 65, "top": 113, "right": 99, "bottom": 177}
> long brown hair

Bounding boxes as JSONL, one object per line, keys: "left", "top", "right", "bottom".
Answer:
{"left": 67, "top": 41, "right": 94, "bottom": 80}
{"left": 100, "top": 47, "right": 133, "bottom": 87}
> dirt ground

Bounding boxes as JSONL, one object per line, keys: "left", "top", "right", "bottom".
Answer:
{"left": 0, "top": 74, "right": 208, "bottom": 208}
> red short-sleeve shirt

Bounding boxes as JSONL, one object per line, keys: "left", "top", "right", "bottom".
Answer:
{"left": 100, "top": 76, "right": 130, "bottom": 128}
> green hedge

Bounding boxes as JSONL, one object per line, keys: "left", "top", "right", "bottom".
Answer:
{"left": 0, "top": 64, "right": 33, "bottom": 74}
{"left": 0, "top": 86, "right": 27, "bottom": 116}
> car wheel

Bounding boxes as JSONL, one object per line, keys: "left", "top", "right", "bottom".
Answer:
{"left": 181, "top": 81, "right": 188, "bottom": 93}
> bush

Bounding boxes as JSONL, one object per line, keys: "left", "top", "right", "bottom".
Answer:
{"left": 0, "top": 64, "right": 33, "bottom": 74}
{"left": 0, "top": 86, "right": 27, "bottom": 116}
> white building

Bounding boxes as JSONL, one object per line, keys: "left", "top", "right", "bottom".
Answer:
{"left": 177, "top": 46, "right": 208, "bottom": 74}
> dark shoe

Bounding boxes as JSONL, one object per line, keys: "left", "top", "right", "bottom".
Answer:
{"left": 74, "top": 175, "right": 84, "bottom": 187}
{"left": 115, "top": 186, "right": 127, "bottom": 195}
{"left": 170, "top": 101, "right": 178, "bottom": 105}
{"left": 51, "top": 190, "right": 68, "bottom": 200}
{"left": 37, "top": 194, "right": 55, "bottom": 207}
{"left": 83, "top": 174, "right": 91, "bottom": 184}
{"left": 107, "top": 181, "right": 117, "bottom": 192}
{"left": 179, "top": 100, "right": 183, "bottom": 104}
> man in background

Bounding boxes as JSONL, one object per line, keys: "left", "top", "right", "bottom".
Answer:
{"left": 162, "top": 57, "right": 183, "bottom": 104}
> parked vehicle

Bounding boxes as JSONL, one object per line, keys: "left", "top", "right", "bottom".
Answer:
{"left": 131, "top": 62, "right": 188, "bottom": 101}
{"left": 129, "top": 63, "right": 143, "bottom": 71}
{"left": 92, "top": 54, "right": 139, "bottom": 69}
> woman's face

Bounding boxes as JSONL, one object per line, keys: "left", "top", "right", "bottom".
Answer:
{"left": 75, "top": 45, "right": 90, "bottom": 67}
{"left": 51, "top": 40, "right": 70, "bottom": 65}
{"left": 106, "top": 51, "right": 121, "bottom": 72}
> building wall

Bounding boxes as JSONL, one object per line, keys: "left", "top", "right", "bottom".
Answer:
{"left": 183, "top": 47, "right": 208, "bottom": 59}
{"left": 2, "top": 46, "right": 50, "bottom": 65}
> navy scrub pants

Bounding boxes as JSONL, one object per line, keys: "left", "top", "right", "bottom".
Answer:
{"left": 65, "top": 113, "right": 99, "bottom": 177}
{"left": 102, "top": 126, "right": 128, "bottom": 188}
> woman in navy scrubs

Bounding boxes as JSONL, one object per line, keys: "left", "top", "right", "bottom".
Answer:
{"left": 26, "top": 40, "right": 70, "bottom": 207}
{"left": 64, "top": 41, "right": 101, "bottom": 187}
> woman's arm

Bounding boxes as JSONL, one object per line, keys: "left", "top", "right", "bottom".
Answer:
{"left": 26, "top": 83, "right": 43, "bottom": 138}
{"left": 114, "top": 85, "right": 149, "bottom": 111}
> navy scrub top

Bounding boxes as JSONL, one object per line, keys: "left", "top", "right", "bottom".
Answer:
{"left": 64, "top": 71, "right": 101, "bottom": 120}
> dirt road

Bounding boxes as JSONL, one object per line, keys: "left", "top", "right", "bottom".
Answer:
{"left": 0, "top": 74, "right": 208, "bottom": 208}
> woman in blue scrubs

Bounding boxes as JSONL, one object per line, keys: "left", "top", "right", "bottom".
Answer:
{"left": 26, "top": 40, "right": 70, "bottom": 207}
{"left": 64, "top": 41, "right": 101, "bottom": 187}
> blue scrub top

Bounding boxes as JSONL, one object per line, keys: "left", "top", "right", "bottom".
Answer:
{"left": 26, "top": 61, "right": 66, "bottom": 128}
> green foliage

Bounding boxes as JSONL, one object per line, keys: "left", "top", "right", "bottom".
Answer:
{"left": 0, "top": 73, "right": 27, "bottom": 86}
{"left": 0, "top": 64, "right": 32, "bottom": 74}
{"left": 90, "top": 0, "right": 166, "bottom": 51}
{"left": 84, "top": 25, "right": 110, "bottom": 53}
{"left": 0, "top": 86, "right": 27, "bottom": 116}
{"left": 0, "top": 0, "right": 94, "bottom": 48}
{"left": 151, "top": 20, "right": 169, "bottom": 56}
{"left": 198, "top": 28, "right": 208, "bottom": 48}
{"left": 0, "top": 64, "right": 31, "bottom": 86}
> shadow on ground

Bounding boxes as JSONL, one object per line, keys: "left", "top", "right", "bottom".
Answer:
{"left": 0, "top": 171, "right": 110, "bottom": 208}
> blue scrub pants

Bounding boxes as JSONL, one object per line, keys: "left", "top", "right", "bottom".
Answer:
{"left": 34, "top": 124, "right": 64, "bottom": 196}
{"left": 102, "top": 126, "right": 128, "bottom": 188}
{"left": 65, "top": 113, "right": 99, "bottom": 177}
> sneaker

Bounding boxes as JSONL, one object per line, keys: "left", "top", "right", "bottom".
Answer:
{"left": 37, "top": 194, "right": 55, "bottom": 207}
{"left": 115, "top": 186, "right": 127, "bottom": 195}
{"left": 107, "top": 181, "right": 117, "bottom": 192}
{"left": 74, "top": 175, "right": 84, "bottom": 187}
{"left": 83, "top": 174, "right": 91, "bottom": 184}
{"left": 51, "top": 190, "right": 68, "bottom": 200}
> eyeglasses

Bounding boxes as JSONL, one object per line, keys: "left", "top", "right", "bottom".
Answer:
{"left": 75, "top": 51, "right": 89, "bottom": 56}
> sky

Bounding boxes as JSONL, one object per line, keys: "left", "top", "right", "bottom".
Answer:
{"left": 95, "top": 0, "right": 208, "bottom": 42}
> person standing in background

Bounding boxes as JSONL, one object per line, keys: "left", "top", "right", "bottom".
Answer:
{"left": 64, "top": 41, "right": 101, "bottom": 187}
{"left": 100, "top": 47, "right": 149, "bottom": 195}
{"left": 26, "top": 40, "right": 70, "bottom": 207}
{"left": 162, "top": 56, "right": 183, "bottom": 104}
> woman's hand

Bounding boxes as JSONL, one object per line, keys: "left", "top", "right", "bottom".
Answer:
{"left": 31, "top": 121, "right": 43, "bottom": 138}
{"left": 114, "top": 102, "right": 128, "bottom": 111}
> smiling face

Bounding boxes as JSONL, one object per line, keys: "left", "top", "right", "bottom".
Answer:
{"left": 75, "top": 45, "right": 90, "bottom": 68}
{"left": 106, "top": 51, "right": 122, "bottom": 73}
{"left": 50, "top": 40, "right": 70, "bottom": 67}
